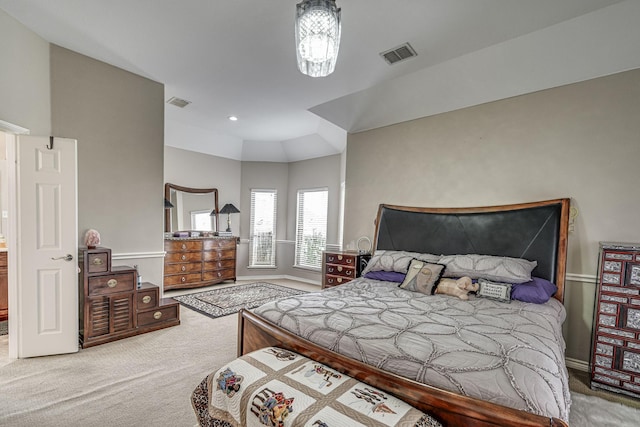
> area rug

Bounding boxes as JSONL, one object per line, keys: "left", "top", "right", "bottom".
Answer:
{"left": 570, "top": 391, "right": 640, "bottom": 426}
{"left": 0, "top": 321, "right": 6, "bottom": 336}
{"left": 173, "top": 282, "right": 308, "bottom": 319}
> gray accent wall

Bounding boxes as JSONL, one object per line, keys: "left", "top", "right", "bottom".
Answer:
{"left": 344, "top": 68, "right": 640, "bottom": 365}
{"left": 50, "top": 45, "right": 165, "bottom": 285}
{"left": 165, "top": 152, "right": 342, "bottom": 284}
{"left": 0, "top": 8, "right": 51, "bottom": 135}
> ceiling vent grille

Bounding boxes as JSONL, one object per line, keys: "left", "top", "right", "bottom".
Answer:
{"left": 380, "top": 43, "right": 417, "bottom": 65}
{"left": 166, "top": 97, "right": 191, "bottom": 108}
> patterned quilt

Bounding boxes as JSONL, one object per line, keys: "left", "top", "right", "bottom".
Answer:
{"left": 252, "top": 278, "right": 571, "bottom": 421}
{"left": 191, "top": 347, "right": 442, "bottom": 427}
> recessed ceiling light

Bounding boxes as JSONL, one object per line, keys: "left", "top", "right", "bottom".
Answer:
{"left": 228, "top": 116, "right": 238, "bottom": 121}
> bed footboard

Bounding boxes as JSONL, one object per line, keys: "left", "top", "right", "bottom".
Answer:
{"left": 238, "top": 309, "right": 568, "bottom": 427}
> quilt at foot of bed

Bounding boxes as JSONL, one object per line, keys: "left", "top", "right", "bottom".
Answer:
{"left": 191, "top": 347, "right": 442, "bottom": 427}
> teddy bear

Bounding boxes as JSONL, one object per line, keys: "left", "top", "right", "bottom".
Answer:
{"left": 435, "top": 276, "right": 479, "bottom": 300}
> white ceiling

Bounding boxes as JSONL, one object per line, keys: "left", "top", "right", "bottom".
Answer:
{"left": 0, "top": 0, "right": 636, "bottom": 162}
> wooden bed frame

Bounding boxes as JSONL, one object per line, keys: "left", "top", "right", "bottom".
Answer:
{"left": 238, "top": 198, "right": 571, "bottom": 427}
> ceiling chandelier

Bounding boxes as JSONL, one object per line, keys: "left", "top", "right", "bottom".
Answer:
{"left": 295, "top": 0, "right": 342, "bottom": 78}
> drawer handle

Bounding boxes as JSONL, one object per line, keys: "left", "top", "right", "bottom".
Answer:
{"left": 107, "top": 279, "right": 118, "bottom": 288}
{"left": 153, "top": 311, "right": 162, "bottom": 320}
{"left": 142, "top": 295, "right": 152, "bottom": 304}
{"left": 92, "top": 258, "right": 103, "bottom": 265}
{"left": 181, "top": 265, "right": 186, "bottom": 272}
{"left": 346, "top": 258, "right": 353, "bottom": 264}
{"left": 181, "top": 255, "right": 186, "bottom": 261}
{"left": 181, "top": 243, "right": 187, "bottom": 250}
{"left": 217, "top": 272, "right": 222, "bottom": 277}
{"left": 181, "top": 276, "right": 186, "bottom": 282}
{"left": 337, "top": 266, "right": 343, "bottom": 272}
{"left": 337, "top": 277, "right": 343, "bottom": 283}
{"left": 218, "top": 262, "right": 222, "bottom": 267}
{"left": 338, "top": 255, "right": 343, "bottom": 261}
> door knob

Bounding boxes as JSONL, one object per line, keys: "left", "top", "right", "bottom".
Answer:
{"left": 51, "top": 254, "right": 73, "bottom": 261}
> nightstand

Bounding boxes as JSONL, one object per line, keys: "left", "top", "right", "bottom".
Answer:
{"left": 322, "top": 250, "right": 370, "bottom": 289}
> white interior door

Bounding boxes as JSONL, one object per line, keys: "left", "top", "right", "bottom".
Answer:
{"left": 16, "top": 136, "right": 78, "bottom": 357}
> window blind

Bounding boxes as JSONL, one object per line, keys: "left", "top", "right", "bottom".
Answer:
{"left": 249, "top": 189, "right": 277, "bottom": 267}
{"left": 295, "top": 188, "right": 328, "bottom": 269}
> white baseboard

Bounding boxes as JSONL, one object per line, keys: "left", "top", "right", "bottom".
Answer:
{"left": 237, "top": 274, "right": 321, "bottom": 287}
{"left": 566, "top": 357, "right": 589, "bottom": 372}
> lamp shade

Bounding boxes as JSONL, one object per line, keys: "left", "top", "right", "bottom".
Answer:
{"left": 295, "top": 0, "right": 342, "bottom": 78}
{"left": 220, "top": 204, "right": 240, "bottom": 214}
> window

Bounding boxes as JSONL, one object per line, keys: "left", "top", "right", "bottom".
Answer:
{"left": 249, "top": 189, "right": 277, "bottom": 267}
{"left": 190, "top": 210, "right": 214, "bottom": 231}
{"left": 295, "top": 188, "right": 328, "bottom": 270}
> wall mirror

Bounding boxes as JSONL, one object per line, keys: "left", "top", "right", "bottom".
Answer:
{"left": 164, "top": 183, "right": 219, "bottom": 233}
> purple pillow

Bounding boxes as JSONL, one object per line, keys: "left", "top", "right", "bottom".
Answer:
{"left": 511, "top": 277, "right": 557, "bottom": 304}
{"left": 363, "top": 271, "right": 406, "bottom": 283}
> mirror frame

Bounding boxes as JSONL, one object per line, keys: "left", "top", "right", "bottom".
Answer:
{"left": 164, "top": 183, "right": 219, "bottom": 233}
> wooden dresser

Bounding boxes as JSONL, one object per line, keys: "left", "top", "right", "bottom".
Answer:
{"left": 79, "top": 247, "right": 180, "bottom": 348}
{"left": 322, "top": 250, "right": 370, "bottom": 289}
{"left": 164, "top": 237, "right": 237, "bottom": 291}
{"left": 591, "top": 241, "right": 640, "bottom": 398}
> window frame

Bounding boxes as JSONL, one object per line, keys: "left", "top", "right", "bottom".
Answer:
{"left": 294, "top": 187, "right": 328, "bottom": 271}
{"left": 249, "top": 188, "right": 277, "bottom": 268}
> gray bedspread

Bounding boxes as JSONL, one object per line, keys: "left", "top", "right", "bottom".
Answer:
{"left": 252, "top": 278, "right": 571, "bottom": 421}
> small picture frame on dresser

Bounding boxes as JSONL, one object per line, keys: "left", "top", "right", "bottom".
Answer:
{"left": 626, "top": 263, "right": 640, "bottom": 286}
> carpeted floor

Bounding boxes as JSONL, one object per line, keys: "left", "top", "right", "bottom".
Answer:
{"left": 172, "top": 282, "right": 308, "bottom": 319}
{"left": 1, "top": 279, "right": 639, "bottom": 426}
{"left": 0, "top": 320, "right": 7, "bottom": 336}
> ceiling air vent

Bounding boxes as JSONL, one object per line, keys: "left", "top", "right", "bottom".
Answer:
{"left": 166, "top": 96, "right": 191, "bottom": 108}
{"left": 380, "top": 43, "right": 417, "bottom": 65}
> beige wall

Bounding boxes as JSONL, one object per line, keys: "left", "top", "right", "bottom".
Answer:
{"left": 0, "top": 9, "right": 50, "bottom": 135}
{"left": 344, "top": 68, "right": 640, "bottom": 365}
{"left": 51, "top": 45, "right": 165, "bottom": 285}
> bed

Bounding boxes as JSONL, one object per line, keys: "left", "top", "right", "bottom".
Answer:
{"left": 238, "top": 199, "right": 571, "bottom": 427}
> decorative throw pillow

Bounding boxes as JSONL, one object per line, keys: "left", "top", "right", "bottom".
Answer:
{"left": 399, "top": 259, "right": 446, "bottom": 295}
{"left": 363, "top": 271, "right": 406, "bottom": 283}
{"left": 477, "top": 278, "right": 512, "bottom": 303}
{"left": 511, "top": 277, "right": 557, "bottom": 304}
{"left": 361, "top": 250, "right": 440, "bottom": 276}
{"left": 439, "top": 254, "right": 537, "bottom": 283}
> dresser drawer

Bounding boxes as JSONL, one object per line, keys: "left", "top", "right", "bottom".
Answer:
{"left": 324, "top": 275, "right": 352, "bottom": 288}
{"left": 326, "top": 264, "right": 356, "bottom": 278}
{"left": 325, "top": 253, "right": 357, "bottom": 266}
{"left": 88, "top": 272, "right": 135, "bottom": 295}
{"left": 203, "top": 238, "right": 235, "bottom": 250}
{"left": 136, "top": 289, "right": 158, "bottom": 312}
{"left": 86, "top": 249, "right": 111, "bottom": 273}
{"left": 137, "top": 303, "right": 179, "bottom": 327}
{"left": 203, "top": 249, "right": 236, "bottom": 262}
{"left": 164, "top": 240, "right": 203, "bottom": 252}
{"left": 165, "top": 252, "right": 202, "bottom": 263}
{"left": 164, "top": 262, "right": 201, "bottom": 275}
{"left": 163, "top": 273, "right": 202, "bottom": 286}
{"left": 203, "top": 259, "right": 236, "bottom": 271}
{"left": 202, "top": 268, "right": 235, "bottom": 282}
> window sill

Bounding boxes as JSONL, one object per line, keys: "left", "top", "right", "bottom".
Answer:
{"left": 247, "top": 265, "right": 277, "bottom": 269}
{"left": 293, "top": 265, "right": 321, "bottom": 273}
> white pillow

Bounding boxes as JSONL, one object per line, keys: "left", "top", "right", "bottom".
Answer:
{"left": 362, "top": 250, "right": 440, "bottom": 275}
{"left": 439, "top": 254, "right": 536, "bottom": 284}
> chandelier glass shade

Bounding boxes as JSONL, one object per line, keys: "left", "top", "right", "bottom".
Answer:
{"left": 295, "top": 0, "right": 342, "bottom": 78}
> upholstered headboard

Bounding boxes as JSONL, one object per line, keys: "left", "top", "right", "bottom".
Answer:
{"left": 372, "top": 199, "right": 570, "bottom": 302}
